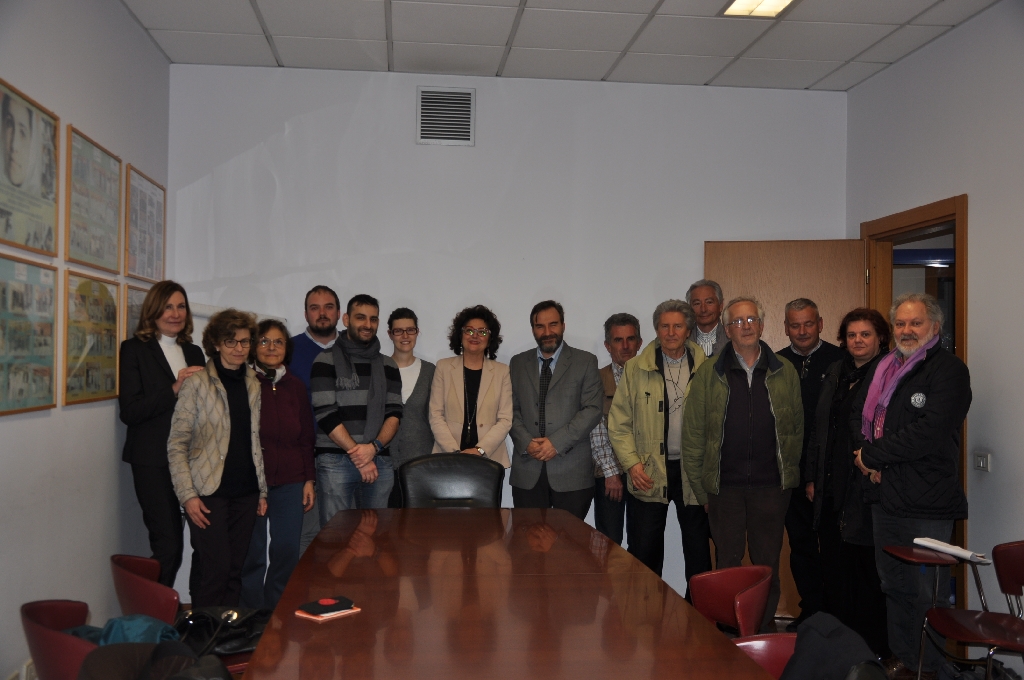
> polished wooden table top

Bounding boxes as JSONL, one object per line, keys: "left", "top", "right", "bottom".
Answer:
{"left": 244, "top": 508, "right": 770, "bottom": 679}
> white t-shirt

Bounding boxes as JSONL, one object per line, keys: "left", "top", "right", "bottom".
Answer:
{"left": 159, "top": 333, "right": 188, "bottom": 378}
{"left": 399, "top": 358, "right": 421, "bottom": 404}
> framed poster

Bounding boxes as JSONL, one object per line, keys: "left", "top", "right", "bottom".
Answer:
{"left": 66, "top": 126, "right": 121, "bottom": 273}
{"left": 0, "top": 253, "right": 56, "bottom": 415}
{"left": 124, "top": 283, "right": 149, "bottom": 341}
{"left": 124, "top": 165, "right": 165, "bottom": 283}
{"left": 64, "top": 270, "right": 118, "bottom": 404}
{"left": 0, "top": 78, "right": 59, "bottom": 256}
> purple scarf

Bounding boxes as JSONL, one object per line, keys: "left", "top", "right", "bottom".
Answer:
{"left": 860, "top": 334, "right": 939, "bottom": 441}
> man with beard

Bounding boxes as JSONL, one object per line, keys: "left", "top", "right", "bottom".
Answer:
{"left": 850, "top": 292, "right": 970, "bottom": 680}
{"left": 311, "top": 294, "right": 403, "bottom": 519}
{"left": 291, "top": 285, "right": 343, "bottom": 549}
{"left": 509, "top": 300, "right": 603, "bottom": 519}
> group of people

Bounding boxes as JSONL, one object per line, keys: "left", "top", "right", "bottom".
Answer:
{"left": 118, "top": 277, "right": 970, "bottom": 680}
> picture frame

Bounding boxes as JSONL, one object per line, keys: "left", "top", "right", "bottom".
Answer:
{"left": 124, "top": 283, "right": 149, "bottom": 341}
{"left": 0, "top": 78, "right": 59, "bottom": 257}
{"left": 124, "top": 164, "right": 165, "bottom": 283}
{"left": 64, "top": 270, "right": 118, "bottom": 405}
{"left": 65, "top": 126, "right": 121, "bottom": 273}
{"left": 0, "top": 253, "right": 57, "bottom": 415}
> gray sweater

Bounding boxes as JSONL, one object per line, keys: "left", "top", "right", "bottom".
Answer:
{"left": 389, "top": 360, "right": 436, "bottom": 467}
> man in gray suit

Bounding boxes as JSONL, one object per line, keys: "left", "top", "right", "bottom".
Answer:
{"left": 509, "top": 300, "right": 604, "bottom": 519}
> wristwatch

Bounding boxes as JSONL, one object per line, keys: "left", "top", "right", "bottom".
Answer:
{"left": 475, "top": 447, "right": 485, "bottom": 456}
{"left": 373, "top": 439, "right": 384, "bottom": 453}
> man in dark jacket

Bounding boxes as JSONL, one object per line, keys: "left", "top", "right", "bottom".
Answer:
{"left": 850, "top": 293, "right": 971, "bottom": 679}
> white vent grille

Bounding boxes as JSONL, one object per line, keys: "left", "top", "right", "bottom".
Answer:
{"left": 417, "top": 87, "right": 475, "bottom": 146}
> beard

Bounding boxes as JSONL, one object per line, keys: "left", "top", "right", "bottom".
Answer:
{"left": 536, "top": 333, "right": 563, "bottom": 354}
{"left": 308, "top": 317, "right": 336, "bottom": 339}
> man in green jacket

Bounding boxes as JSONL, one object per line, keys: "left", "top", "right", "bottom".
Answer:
{"left": 609, "top": 300, "right": 712, "bottom": 591}
{"left": 681, "top": 296, "right": 803, "bottom": 630}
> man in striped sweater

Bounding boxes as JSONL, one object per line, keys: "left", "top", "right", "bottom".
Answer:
{"left": 311, "top": 294, "right": 403, "bottom": 522}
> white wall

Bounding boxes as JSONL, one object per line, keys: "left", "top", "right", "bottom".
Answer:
{"left": 0, "top": 0, "right": 169, "bottom": 671}
{"left": 847, "top": 0, "right": 1024, "bottom": 626}
{"left": 168, "top": 66, "right": 848, "bottom": 596}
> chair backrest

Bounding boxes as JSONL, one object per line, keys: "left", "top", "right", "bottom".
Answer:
{"left": 400, "top": 453, "right": 505, "bottom": 508}
{"left": 689, "top": 565, "right": 773, "bottom": 637}
{"left": 111, "top": 554, "right": 180, "bottom": 624}
{"left": 993, "top": 541, "right": 1024, "bottom": 597}
{"left": 21, "top": 600, "right": 98, "bottom": 680}
{"left": 734, "top": 633, "right": 797, "bottom": 679}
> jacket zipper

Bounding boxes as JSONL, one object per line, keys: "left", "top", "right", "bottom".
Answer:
{"left": 765, "top": 367, "right": 785, "bottom": 491}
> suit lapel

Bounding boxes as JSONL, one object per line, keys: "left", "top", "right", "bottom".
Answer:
{"left": 478, "top": 358, "right": 494, "bottom": 415}
{"left": 148, "top": 337, "right": 177, "bottom": 382}
{"left": 526, "top": 351, "right": 541, "bottom": 395}
{"left": 546, "top": 344, "right": 572, "bottom": 392}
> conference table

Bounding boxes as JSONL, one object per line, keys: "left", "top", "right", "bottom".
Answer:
{"left": 243, "top": 508, "right": 771, "bottom": 679}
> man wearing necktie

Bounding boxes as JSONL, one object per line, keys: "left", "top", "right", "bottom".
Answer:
{"left": 509, "top": 300, "right": 603, "bottom": 519}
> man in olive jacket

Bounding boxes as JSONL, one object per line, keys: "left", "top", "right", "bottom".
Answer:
{"left": 681, "top": 296, "right": 803, "bottom": 630}
{"left": 609, "top": 300, "right": 712, "bottom": 591}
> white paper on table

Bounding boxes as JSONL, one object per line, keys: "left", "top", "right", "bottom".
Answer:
{"left": 913, "top": 537, "right": 989, "bottom": 563}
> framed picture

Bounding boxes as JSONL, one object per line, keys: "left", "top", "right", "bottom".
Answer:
{"left": 0, "top": 253, "right": 57, "bottom": 415}
{"left": 0, "top": 78, "right": 59, "bottom": 256}
{"left": 124, "top": 165, "right": 165, "bottom": 283}
{"left": 124, "top": 283, "right": 149, "bottom": 341}
{"left": 64, "top": 270, "right": 118, "bottom": 405}
{"left": 66, "top": 126, "right": 121, "bottom": 273}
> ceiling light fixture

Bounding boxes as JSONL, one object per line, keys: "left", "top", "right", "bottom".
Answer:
{"left": 723, "top": 0, "right": 794, "bottom": 17}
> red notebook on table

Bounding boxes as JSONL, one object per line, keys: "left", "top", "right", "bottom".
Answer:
{"left": 295, "top": 596, "right": 361, "bottom": 622}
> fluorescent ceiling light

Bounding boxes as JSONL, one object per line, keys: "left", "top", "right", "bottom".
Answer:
{"left": 724, "top": 0, "right": 793, "bottom": 17}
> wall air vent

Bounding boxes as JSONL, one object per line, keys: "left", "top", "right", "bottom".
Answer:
{"left": 417, "top": 87, "right": 475, "bottom": 146}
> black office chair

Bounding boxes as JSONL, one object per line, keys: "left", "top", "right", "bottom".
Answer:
{"left": 399, "top": 453, "right": 504, "bottom": 508}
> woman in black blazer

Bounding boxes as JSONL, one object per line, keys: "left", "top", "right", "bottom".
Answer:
{"left": 118, "top": 281, "right": 206, "bottom": 587}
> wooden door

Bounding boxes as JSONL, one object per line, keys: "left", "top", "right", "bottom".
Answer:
{"left": 705, "top": 239, "right": 867, "bottom": 619}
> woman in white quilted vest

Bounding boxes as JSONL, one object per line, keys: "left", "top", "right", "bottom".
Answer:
{"left": 167, "top": 308, "right": 268, "bottom": 607}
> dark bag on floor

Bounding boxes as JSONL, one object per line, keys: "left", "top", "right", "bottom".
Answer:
{"left": 173, "top": 607, "right": 271, "bottom": 657}
{"left": 779, "top": 612, "right": 885, "bottom": 680}
{"left": 937, "top": 660, "right": 1023, "bottom": 680}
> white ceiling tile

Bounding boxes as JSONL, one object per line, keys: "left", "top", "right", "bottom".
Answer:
{"left": 630, "top": 16, "right": 771, "bottom": 56}
{"left": 502, "top": 47, "right": 620, "bottom": 80}
{"left": 397, "top": 0, "right": 517, "bottom": 5}
{"left": 393, "top": 42, "right": 504, "bottom": 75}
{"left": 392, "top": 3, "right": 518, "bottom": 46}
{"left": 256, "top": 0, "right": 385, "bottom": 40}
{"left": 150, "top": 30, "right": 278, "bottom": 66}
{"left": 745, "top": 21, "right": 896, "bottom": 61}
{"left": 122, "top": 0, "right": 263, "bottom": 33}
{"left": 608, "top": 53, "right": 732, "bottom": 84}
{"left": 712, "top": 57, "right": 841, "bottom": 88}
{"left": 513, "top": 9, "right": 647, "bottom": 52}
{"left": 857, "top": 24, "right": 949, "bottom": 62}
{"left": 785, "top": 0, "right": 936, "bottom": 25}
{"left": 912, "top": 0, "right": 1000, "bottom": 26}
{"left": 809, "top": 61, "right": 887, "bottom": 90}
{"left": 274, "top": 36, "right": 388, "bottom": 70}
{"left": 528, "top": 0, "right": 659, "bottom": 13}
{"left": 657, "top": 0, "right": 730, "bottom": 17}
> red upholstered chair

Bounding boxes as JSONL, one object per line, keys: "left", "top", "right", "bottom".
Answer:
{"left": 922, "top": 540, "right": 1024, "bottom": 680}
{"left": 734, "top": 633, "right": 797, "bottom": 679}
{"left": 689, "top": 565, "right": 773, "bottom": 637}
{"left": 21, "top": 600, "right": 98, "bottom": 680}
{"left": 110, "top": 554, "right": 180, "bottom": 624}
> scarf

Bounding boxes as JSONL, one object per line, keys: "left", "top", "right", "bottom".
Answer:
{"left": 253, "top": 361, "right": 286, "bottom": 385}
{"left": 332, "top": 333, "right": 387, "bottom": 443}
{"left": 860, "top": 334, "right": 939, "bottom": 441}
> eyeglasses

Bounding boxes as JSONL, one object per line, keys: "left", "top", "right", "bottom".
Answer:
{"left": 463, "top": 327, "right": 490, "bottom": 337}
{"left": 259, "top": 337, "right": 286, "bottom": 349}
{"left": 390, "top": 328, "right": 419, "bottom": 337}
{"left": 727, "top": 316, "right": 761, "bottom": 327}
{"left": 222, "top": 338, "right": 252, "bottom": 348}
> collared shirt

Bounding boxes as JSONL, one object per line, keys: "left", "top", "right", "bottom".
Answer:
{"left": 305, "top": 328, "right": 337, "bottom": 350}
{"left": 788, "top": 338, "right": 823, "bottom": 358}
{"left": 734, "top": 346, "right": 763, "bottom": 387}
{"left": 590, "top": 362, "right": 624, "bottom": 478}
{"left": 537, "top": 340, "right": 565, "bottom": 374}
{"left": 695, "top": 324, "right": 721, "bottom": 357}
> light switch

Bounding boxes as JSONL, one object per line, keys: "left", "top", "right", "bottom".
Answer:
{"left": 974, "top": 453, "right": 991, "bottom": 472}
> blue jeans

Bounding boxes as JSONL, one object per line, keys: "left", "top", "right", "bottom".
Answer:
{"left": 317, "top": 453, "right": 394, "bottom": 524}
{"left": 872, "top": 506, "right": 954, "bottom": 672}
{"left": 239, "top": 482, "right": 305, "bottom": 610}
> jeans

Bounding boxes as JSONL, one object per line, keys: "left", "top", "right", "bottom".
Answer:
{"left": 872, "top": 506, "right": 954, "bottom": 672}
{"left": 593, "top": 474, "right": 626, "bottom": 545}
{"left": 240, "top": 482, "right": 305, "bottom": 610}
{"left": 317, "top": 453, "right": 394, "bottom": 525}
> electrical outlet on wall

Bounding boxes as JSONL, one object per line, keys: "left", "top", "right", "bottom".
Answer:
{"left": 974, "top": 452, "right": 991, "bottom": 472}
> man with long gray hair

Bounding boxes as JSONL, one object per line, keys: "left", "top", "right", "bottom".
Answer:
{"left": 850, "top": 292, "right": 970, "bottom": 679}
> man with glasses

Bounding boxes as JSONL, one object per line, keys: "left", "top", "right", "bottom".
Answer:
{"left": 776, "top": 298, "right": 845, "bottom": 630}
{"left": 311, "top": 294, "right": 403, "bottom": 517}
{"left": 682, "top": 297, "right": 803, "bottom": 631}
{"left": 509, "top": 300, "right": 603, "bottom": 520}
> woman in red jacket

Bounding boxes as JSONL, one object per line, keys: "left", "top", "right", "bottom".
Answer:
{"left": 240, "top": 319, "right": 316, "bottom": 610}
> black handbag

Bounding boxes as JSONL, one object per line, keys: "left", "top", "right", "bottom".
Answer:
{"left": 173, "top": 607, "right": 271, "bottom": 657}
